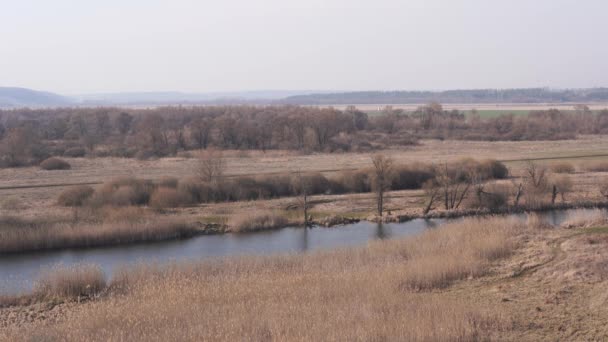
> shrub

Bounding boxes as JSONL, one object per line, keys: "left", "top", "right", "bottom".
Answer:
{"left": 34, "top": 264, "right": 106, "bottom": 299}
{"left": 40, "top": 157, "right": 71, "bottom": 170}
{"left": 149, "top": 187, "right": 194, "bottom": 209}
{"left": 391, "top": 164, "right": 435, "bottom": 190}
{"left": 89, "top": 178, "right": 154, "bottom": 207}
{"left": 337, "top": 169, "right": 371, "bottom": 193}
{"left": 157, "top": 177, "right": 179, "bottom": 188}
{"left": 550, "top": 162, "right": 575, "bottom": 174}
{"left": 57, "top": 185, "right": 95, "bottom": 206}
{"left": 63, "top": 147, "right": 86, "bottom": 158}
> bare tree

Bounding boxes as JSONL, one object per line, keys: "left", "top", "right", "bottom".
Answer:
{"left": 523, "top": 162, "right": 549, "bottom": 207}
{"left": 422, "top": 179, "right": 440, "bottom": 215}
{"left": 371, "top": 154, "right": 394, "bottom": 216}
{"left": 198, "top": 149, "right": 226, "bottom": 185}
{"left": 292, "top": 171, "right": 312, "bottom": 228}
{"left": 436, "top": 162, "right": 470, "bottom": 210}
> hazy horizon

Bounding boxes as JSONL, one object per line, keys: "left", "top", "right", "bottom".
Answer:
{"left": 2, "top": 0, "right": 607, "bottom": 94}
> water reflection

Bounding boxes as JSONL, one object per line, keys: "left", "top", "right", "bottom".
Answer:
{"left": 375, "top": 223, "right": 388, "bottom": 239}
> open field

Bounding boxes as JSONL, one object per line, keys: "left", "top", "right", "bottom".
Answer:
{"left": 2, "top": 215, "right": 608, "bottom": 340}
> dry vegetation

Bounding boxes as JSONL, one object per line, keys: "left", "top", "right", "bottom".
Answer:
{"left": 0, "top": 211, "right": 197, "bottom": 254}
{"left": 1, "top": 216, "right": 525, "bottom": 340}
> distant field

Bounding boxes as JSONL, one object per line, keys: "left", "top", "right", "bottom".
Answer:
{"left": 324, "top": 102, "right": 608, "bottom": 117}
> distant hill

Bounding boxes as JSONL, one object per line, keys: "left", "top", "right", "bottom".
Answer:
{"left": 75, "top": 90, "right": 330, "bottom": 105}
{"left": 281, "top": 88, "right": 608, "bottom": 105}
{"left": 0, "top": 87, "right": 73, "bottom": 108}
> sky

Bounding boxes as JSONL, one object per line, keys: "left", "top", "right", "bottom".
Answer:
{"left": 1, "top": 0, "right": 607, "bottom": 94}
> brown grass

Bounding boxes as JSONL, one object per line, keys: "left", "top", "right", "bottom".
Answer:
{"left": 3, "top": 216, "right": 524, "bottom": 340}
{"left": 227, "top": 210, "right": 290, "bottom": 232}
{"left": 0, "top": 216, "right": 198, "bottom": 254}
{"left": 33, "top": 264, "right": 106, "bottom": 299}
{"left": 550, "top": 161, "right": 575, "bottom": 174}
{"left": 582, "top": 161, "right": 608, "bottom": 172}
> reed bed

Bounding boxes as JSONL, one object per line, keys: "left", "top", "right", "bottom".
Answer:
{"left": 3, "top": 216, "right": 526, "bottom": 341}
{"left": 0, "top": 216, "right": 197, "bottom": 254}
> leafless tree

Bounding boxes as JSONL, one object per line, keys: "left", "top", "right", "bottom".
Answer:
{"left": 422, "top": 179, "right": 440, "bottom": 215}
{"left": 292, "top": 171, "right": 312, "bottom": 228}
{"left": 371, "top": 154, "right": 394, "bottom": 216}
{"left": 437, "top": 162, "right": 470, "bottom": 210}
{"left": 198, "top": 149, "right": 226, "bottom": 185}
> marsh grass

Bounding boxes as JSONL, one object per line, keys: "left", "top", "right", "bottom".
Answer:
{"left": 0, "top": 215, "right": 197, "bottom": 254}
{"left": 33, "top": 264, "right": 106, "bottom": 299}
{"left": 227, "top": 210, "right": 290, "bottom": 232}
{"left": 4, "top": 216, "right": 528, "bottom": 341}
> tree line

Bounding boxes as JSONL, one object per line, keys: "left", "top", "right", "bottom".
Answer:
{"left": 1, "top": 104, "right": 607, "bottom": 167}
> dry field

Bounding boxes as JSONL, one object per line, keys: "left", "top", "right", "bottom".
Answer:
{"left": 2, "top": 214, "right": 608, "bottom": 340}
{"left": 2, "top": 136, "right": 608, "bottom": 225}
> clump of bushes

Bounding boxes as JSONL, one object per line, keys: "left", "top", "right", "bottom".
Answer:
{"left": 89, "top": 178, "right": 154, "bottom": 207}
{"left": 40, "top": 157, "right": 71, "bottom": 170}
{"left": 57, "top": 185, "right": 95, "bottom": 206}
{"left": 550, "top": 162, "right": 575, "bottom": 174}
{"left": 56, "top": 159, "right": 509, "bottom": 209}
{"left": 149, "top": 187, "right": 194, "bottom": 209}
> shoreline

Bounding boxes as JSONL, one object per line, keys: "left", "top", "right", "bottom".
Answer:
{"left": 2, "top": 201, "right": 607, "bottom": 256}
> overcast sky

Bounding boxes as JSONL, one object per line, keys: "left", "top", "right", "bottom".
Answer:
{"left": 1, "top": 0, "right": 607, "bottom": 94}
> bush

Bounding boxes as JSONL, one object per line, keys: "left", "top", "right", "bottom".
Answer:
{"left": 157, "top": 177, "right": 179, "bottom": 188}
{"left": 550, "top": 162, "right": 575, "bottom": 174}
{"left": 63, "top": 147, "right": 86, "bottom": 158}
{"left": 392, "top": 164, "right": 435, "bottom": 190}
{"left": 40, "top": 157, "right": 71, "bottom": 170}
{"left": 149, "top": 187, "right": 194, "bottom": 209}
{"left": 337, "top": 169, "right": 371, "bottom": 193}
{"left": 89, "top": 178, "right": 154, "bottom": 207}
{"left": 57, "top": 185, "right": 95, "bottom": 206}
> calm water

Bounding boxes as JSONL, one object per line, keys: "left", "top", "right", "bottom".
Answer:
{"left": 0, "top": 208, "right": 602, "bottom": 295}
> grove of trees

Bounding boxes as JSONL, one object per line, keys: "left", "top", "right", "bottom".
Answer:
{"left": 1, "top": 104, "right": 607, "bottom": 167}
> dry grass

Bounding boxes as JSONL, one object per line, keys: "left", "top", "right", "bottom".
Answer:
{"left": 560, "top": 209, "right": 608, "bottom": 228}
{"left": 550, "top": 162, "right": 575, "bottom": 174}
{"left": 2, "top": 216, "right": 524, "bottom": 341}
{"left": 227, "top": 210, "right": 290, "bottom": 232}
{"left": 0, "top": 216, "right": 198, "bottom": 254}
{"left": 582, "top": 161, "right": 608, "bottom": 172}
{"left": 33, "top": 264, "right": 106, "bottom": 299}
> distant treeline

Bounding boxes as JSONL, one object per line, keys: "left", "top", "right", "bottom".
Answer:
{"left": 281, "top": 88, "right": 608, "bottom": 105}
{"left": 0, "top": 103, "right": 607, "bottom": 167}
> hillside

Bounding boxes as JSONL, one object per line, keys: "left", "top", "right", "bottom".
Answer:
{"left": 0, "top": 87, "right": 72, "bottom": 108}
